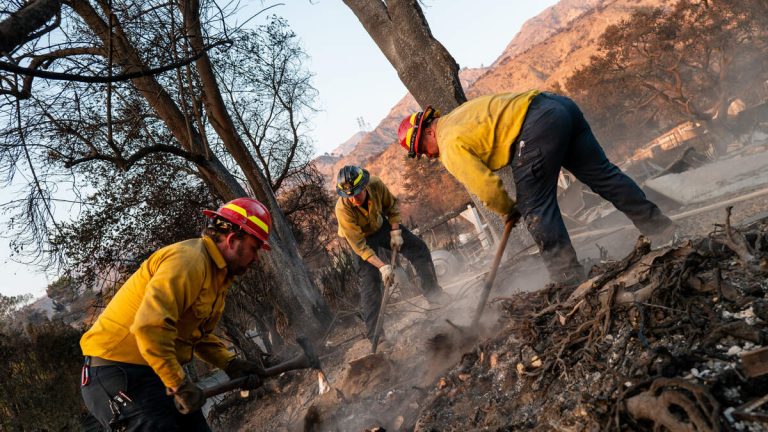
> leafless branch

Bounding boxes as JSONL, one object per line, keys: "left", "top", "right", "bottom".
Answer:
{"left": 63, "top": 143, "right": 204, "bottom": 169}
{"left": 0, "top": 40, "right": 231, "bottom": 83}
{"left": 0, "top": 0, "right": 62, "bottom": 55}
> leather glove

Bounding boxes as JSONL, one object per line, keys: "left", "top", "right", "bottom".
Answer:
{"left": 390, "top": 229, "right": 404, "bottom": 250}
{"left": 168, "top": 380, "right": 205, "bottom": 414}
{"left": 505, "top": 208, "right": 522, "bottom": 228}
{"left": 225, "top": 358, "right": 264, "bottom": 391}
{"left": 379, "top": 264, "right": 395, "bottom": 286}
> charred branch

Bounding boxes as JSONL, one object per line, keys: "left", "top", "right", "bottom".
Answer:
{"left": 624, "top": 378, "right": 720, "bottom": 432}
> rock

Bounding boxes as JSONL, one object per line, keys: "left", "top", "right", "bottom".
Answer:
{"left": 530, "top": 356, "right": 542, "bottom": 368}
{"left": 516, "top": 363, "right": 525, "bottom": 375}
{"left": 436, "top": 377, "right": 449, "bottom": 390}
{"left": 753, "top": 299, "right": 768, "bottom": 321}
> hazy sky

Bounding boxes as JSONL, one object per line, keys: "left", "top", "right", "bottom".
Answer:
{"left": 0, "top": 0, "right": 559, "bottom": 299}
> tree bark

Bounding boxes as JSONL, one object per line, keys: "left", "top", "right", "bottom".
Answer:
{"left": 0, "top": 0, "right": 62, "bottom": 55}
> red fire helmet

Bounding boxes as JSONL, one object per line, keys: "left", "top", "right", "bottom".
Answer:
{"left": 397, "top": 106, "right": 439, "bottom": 158}
{"left": 203, "top": 197, "right": 272, "bottom": 250}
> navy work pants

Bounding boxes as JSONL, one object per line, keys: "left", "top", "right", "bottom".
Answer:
{"left": 512, "top": 92, "right": 672, "bottom": 282}
{"left": 81, "top": 361, "right": 210, "bottom": 431}
{"left": 357, "top": 221, "right": 440, "bottom": 341}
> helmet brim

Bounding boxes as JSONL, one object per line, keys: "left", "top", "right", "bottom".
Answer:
{"left": 336, "top": 184, "right": 366, "bottom": 197}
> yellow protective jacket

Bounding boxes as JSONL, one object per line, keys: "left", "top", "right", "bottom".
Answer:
{"left": 436, "top": 90, "right": 540, "bottom": 215}
{"left": 335, "top": 175, "right": 401, "bottom": 261}
{"left": 80, "top": 236, "right": 236, "bottom": 389}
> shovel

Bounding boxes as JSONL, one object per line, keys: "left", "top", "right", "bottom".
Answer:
{"left": 470, "top": 218, "right": 515, "bottom": 327}
{"left": 203, "top": 336, "right": 329, "bottom": 398}
{"left": 370, "top": 246, "right": 399, "bottom": 354}
{"left": 433, "top": 219, "right": 515, "bottom": 351}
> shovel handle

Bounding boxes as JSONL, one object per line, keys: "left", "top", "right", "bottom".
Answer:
{"left": 203, "top": 376, "right": 250, "bottom": 398}
{"left": 390, "top": 245, "right": 399, "bottom": 267}
{"left": 371, "top": 247, "right": 399, "bottom": 353}
{"left": 471, "top": 219, "right": 514, "bottom": 327}
{"left": 203, "top": 337, "right": 323, "bottom": 398}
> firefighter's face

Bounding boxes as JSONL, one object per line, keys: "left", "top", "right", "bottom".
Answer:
{"left": 421, "top": 125, "right": 439, "bottom": 159}
{"left": 224, "top": 233, "right": 263, "bottom": 275}
{"left": 349, "top": 189, "right": 367, "bottom": 207}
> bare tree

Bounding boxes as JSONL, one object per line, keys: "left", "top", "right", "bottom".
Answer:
{"left": 0, "top": 1, "right": 330, "bottom": 337}
{"left": 215, "top": 17, "right": 318, "bottom": 192}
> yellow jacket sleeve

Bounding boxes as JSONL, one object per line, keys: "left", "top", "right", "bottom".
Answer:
{"left": 130, "top": 252, "right": 205, "bottom": 389}
{"left": 194, "top": 334, "right": 235, "bottom": 370}
{"left": 441, "top": 139, "right": 516, "bottom": 215}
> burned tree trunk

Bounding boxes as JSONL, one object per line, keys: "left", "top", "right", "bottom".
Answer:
{"left": 181, "top": 0, "right": 332, "bottom": 336}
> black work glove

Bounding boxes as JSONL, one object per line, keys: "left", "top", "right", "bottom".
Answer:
{"left": 168, "top": 381, "right": 205, "bottom": 414}
{"left": 505, "top": 207, "right": 522, "bottom": 228}
{"left": 225, "top": 358, "right": 265, "bottom": 391}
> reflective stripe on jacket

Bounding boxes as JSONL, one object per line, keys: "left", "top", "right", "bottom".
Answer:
{"left": 80, "top": 236, "right": 235, "bottom": 389}
{"left": 437, "top": 89, "right": 540, "bottom": 215}
{"left": 335, "top": 175, "right": 401, "bottom": 261}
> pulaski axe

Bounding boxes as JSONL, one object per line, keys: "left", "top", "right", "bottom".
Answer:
{"left": 203, "top": 336, "right": 329, "bottom": 398}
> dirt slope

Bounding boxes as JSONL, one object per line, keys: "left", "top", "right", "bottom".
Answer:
{"left": 468, "top": 0, "right": 666, "bottom": 96}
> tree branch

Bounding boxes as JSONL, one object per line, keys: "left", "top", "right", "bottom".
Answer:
{"left": 0, "top": 39, "right": 231, "bottom": 83}
{"left": 63, "top": 144, "right": 204, "bottom": 169}
{"left": 0, "top": 0, "right": 62, "bottom": 54}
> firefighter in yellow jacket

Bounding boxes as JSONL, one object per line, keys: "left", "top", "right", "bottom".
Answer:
{"left": 80, "top": 197, "right": 271, "bottom": 430}
{"left": 398, "top": 91, "right": 675, "bottom": 284}
{"left": 335, "top": 166, "right": 449, "bottom": 343}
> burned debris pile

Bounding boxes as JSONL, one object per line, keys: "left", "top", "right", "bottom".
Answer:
{"left": 414, "top": 211, "right": 768, "bottom": 431}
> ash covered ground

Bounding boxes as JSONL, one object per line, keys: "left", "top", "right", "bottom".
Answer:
{"left": 210, "top": 195, "right": 768, "bottom": 432}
